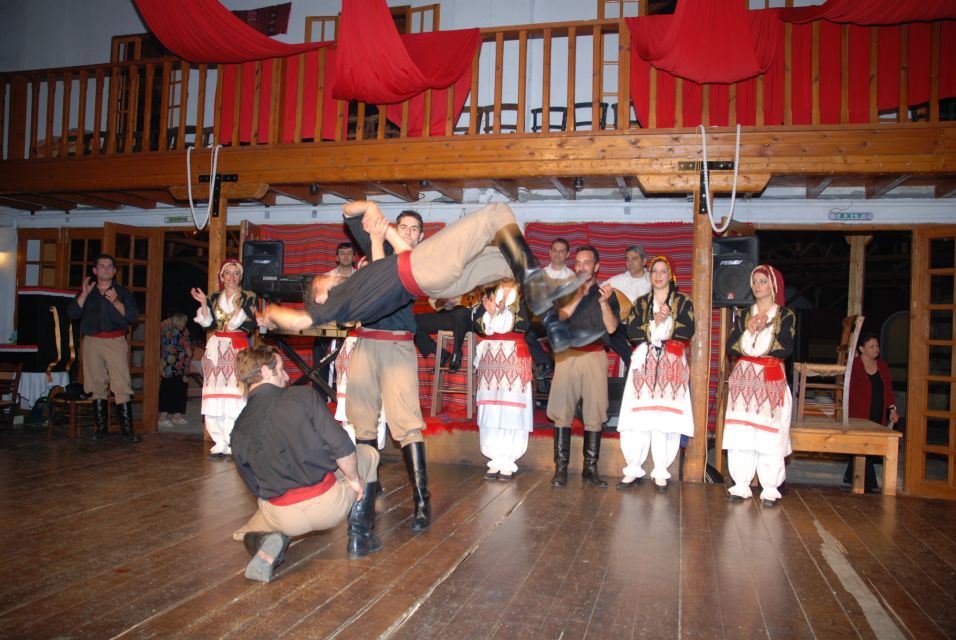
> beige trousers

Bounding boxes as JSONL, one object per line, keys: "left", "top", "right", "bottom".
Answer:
{"left": 81, "top": 335, "right": 133, "bottom": 403}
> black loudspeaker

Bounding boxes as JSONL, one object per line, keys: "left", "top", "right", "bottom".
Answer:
{"left": 242, "top": 240, "right": 284, "bottom": 292}
{"left": 713, "top": 236, "right": 759, "bottom": 308}
{"left": 15, "top": 288, "right": 80, "bottom": 372}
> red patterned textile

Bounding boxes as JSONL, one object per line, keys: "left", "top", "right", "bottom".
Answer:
{"left": 475, "top": 340, "right": 534, "bottom": 393}
{"left": 727, "top": 357, "right": 787, "bottom": 417}
{"left": 631, "top": 348, "right": 690, "bottom": 403}
{"left": 233, "top": 2, "right": 291, "bottom": 37}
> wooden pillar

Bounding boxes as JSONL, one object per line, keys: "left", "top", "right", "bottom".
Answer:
{"left": 208, "top": 196, "right": 228, "bottom": 293}
{"left": 687, "top": 186, "right": 714, "bottom": 482}
{"left": 846, "top": 235, "right": 871, "bottom": 316}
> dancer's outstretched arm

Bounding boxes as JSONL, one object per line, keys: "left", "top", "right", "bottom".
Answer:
{"left": 258, "top": 303, "right": 313, "bottom": 332}
{"left": 343, "top": 200, "right": 412, "bottom": 254}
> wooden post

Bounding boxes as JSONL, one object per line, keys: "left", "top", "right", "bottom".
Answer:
{"left": 687, "top": 186, "right": 713, "bottom": 482}
{"left": 208, "top": 196, "right": 228, "bottom": 294}
{"left": 846, "top": 235, "right": 871, "bottom": 316}
{"left": 713, "top": 306, "right": 730, "bottom": 475}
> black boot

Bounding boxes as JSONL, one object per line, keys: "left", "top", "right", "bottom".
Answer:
{"left": 347, "top": 483, "right": 384, "bottom": 558}
{"left": 402, "top": 442, "right": 431, "bottom": 532}
{"left": 356, "top": 438, "right": 384, "bottom": 496}
{"left": 91, "top": 398, "right": 110, "bottom": 440}
{"left": 494, "top": 223, "right": 582, "bottom": 316}
{"left": 551, "top": 426, "right": 571, "bottom": 486}
{"left": 116, "top": 401, "right": 141, "bottom": 443}
{"left": 243, "top": 531, "right": 290, "bottom": 583}
{"left": 540, "top": 307, "right": 572, "bottom": 354}
{"left": 582, "top": 431, "right": 608, "bottom": 488}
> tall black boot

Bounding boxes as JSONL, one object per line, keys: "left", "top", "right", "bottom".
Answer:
{"left": 356, "top": 438, "right": 384, "bottom": 496}
{"left": 116, "top": 401, "right": 141, "bottom": 443}
{"left": 539, "top": 307, "right": 572, "bottom": 354}
{"left": 242, "top": 531, "right": 290, "bottom": 583}
{"left": 566, "top": 292, "right": 608, "bottom": 348}
{"left": 582, "top": 430, "right": 608, "bottom": 488}
{"left": 402, "top": 442, "right": 431, "bottom": 532}
{"left": 551, "top": 426, "right": 571, "bottom": 486}
{"left": 347, "top": 482, "right": 384, "bottom": 558}
{"left": 494, "top": 223, "right": 581, "bottom": 317}
{"left": 91, "top": 398, "right": 110, "bottom": 440}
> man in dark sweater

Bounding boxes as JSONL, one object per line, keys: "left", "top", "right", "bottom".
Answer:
{"left": 67, "top": 253, "right": 140, "bottom": 442}
{"left": 231, "top": 345, "right": 381, "bottom": 583}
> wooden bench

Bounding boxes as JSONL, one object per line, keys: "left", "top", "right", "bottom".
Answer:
{"left": 790, "top": 417, "right": 902, "bottom": 496}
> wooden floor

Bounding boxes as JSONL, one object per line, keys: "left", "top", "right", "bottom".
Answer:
{"left": 2, "top": 430, "right": 955, "bottom": 640}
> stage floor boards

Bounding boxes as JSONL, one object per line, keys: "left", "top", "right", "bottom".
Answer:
{"left": 1, "top": 431, "right": 955, "bottom": 640}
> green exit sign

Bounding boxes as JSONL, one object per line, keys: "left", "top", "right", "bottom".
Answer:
{"left": 828, "top": 211, "right": 873, "bottom": 221}
{"left": 164, "top": 215, "right": 190, "bottom": 224}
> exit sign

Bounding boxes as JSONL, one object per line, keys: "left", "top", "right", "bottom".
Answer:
{"left": 164, "top": 215, "right": 190, "bottom": 224}
{"left": 828, "top": 211, "right": 873, "bottom": 221}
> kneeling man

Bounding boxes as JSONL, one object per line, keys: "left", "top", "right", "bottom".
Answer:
{"left": 231, "top": 345, "right": 381, "bottom": 583}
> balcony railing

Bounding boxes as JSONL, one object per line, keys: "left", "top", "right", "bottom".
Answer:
{"left": 0, "top": 17, "right": 951, "bottom": 162}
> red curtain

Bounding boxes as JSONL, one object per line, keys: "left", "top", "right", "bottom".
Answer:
{"left": 781, "top": 0, "right": 956, "bottom": 26}
{"left": 627, "top": 0, "right": 778, "bottom": 84}
{"left": 132, "top": 0, "right": 330, "bottom": 63}
{"left": 629, "top": 5, "right": 956, "bottom": 128}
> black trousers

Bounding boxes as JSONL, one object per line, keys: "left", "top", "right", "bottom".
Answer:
{"left": 159, "top": 377, "right": 188, "bottom": 414}
{"left": 414, "top": 307, "right": 473, "bottom": 358}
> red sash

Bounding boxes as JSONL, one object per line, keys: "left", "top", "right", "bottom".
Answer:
{"left": 268, "top": 472, "right": 336, "bottom": 506}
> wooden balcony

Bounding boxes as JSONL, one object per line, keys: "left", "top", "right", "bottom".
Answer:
{"left": 1, "top": 17, "right": 955, "bottom": 210}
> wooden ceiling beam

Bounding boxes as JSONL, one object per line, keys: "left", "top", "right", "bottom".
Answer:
{"left": 94, "top": 191, "right": 158, "bottom": 209}
{"left": 1, "top": 194, "right": 77, "bottom": 211}
{"left": 323, "top": 184, "right": 369, "bottom": 201}
{"left": 426, "top": 181, "right": 463, "bottom": 203}
{"left": 550, "top": 177, "right": 576, "bottom": 200}
{"left": 0, "top": 197, "right": 39, "bottom": 211}
{"left": 168, "top": 182, "right": 270, "bottom": 202}
{"left": 805, "top": 176, "right": 834, "bottom": 199}
{"left": 865, "top": 175, "right": 910, "bottom": 199}
{"left": 129, "top": 190, "right": 179, "bottom": 206}
{"left": 270, "top": 184, "right": 323, "bottom": 205}
{"left": 935, "top": 178, "right": 956, "bottom": 198}
{"left": 2, "top": 126, "right": 954, "bottom": 194}
{"left": 374, "top": 182, "right": 420, "bottom": 202}
{"left": 490, "top": 179, "right": 519, "bottom": 201}
{"left": 55, "top": 193, "right": 122, "bottom": 209}
{"left": 636, "top": 173, "right": 771, "bottom": 194}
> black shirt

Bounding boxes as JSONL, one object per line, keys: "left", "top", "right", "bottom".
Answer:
{"left": 867, "top": 370, "right": 885, "bottom": 424}
{"left": 67, "top": 282, "right": 139, "bottom": 336}
{"left": 231, "top": 384, "right": 356, "bottom": 500}
{"left": 304, "top": 255, "right": 416, "bottom": 327}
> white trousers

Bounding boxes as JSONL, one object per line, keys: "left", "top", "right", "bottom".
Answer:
{"left": 727, "top": 449, "right": 786, "bottom": 501}
{"left": 620, "top": 430, "right": 681, "bottom": 483}
{"left": 479, "top": 427, "right": 529, "bottom": 474}
{"left": 205, "top": 415, "right": 235, "bottom": 454}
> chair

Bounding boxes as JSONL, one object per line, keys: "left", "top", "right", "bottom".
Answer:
{"left": 792, "top": 315, "right": 864, "bottom": 426}
{"left": 480, "top": 104, "right": 519, "bottom": 134}
{"left": 0, "top": 363, "right": 22, "bottom": 428}
{"left": 570, "top": 101, "right": 609, "bottom": 130}
{"left": 430, "top": 330, "right": 475, "bottom": 419}
{"left": 611, "top": 102, "right": 642, "bottom": 129}
{"left": 530, "top": 106, "right": 568, "bottom": 132}
{"left": 47, "top": 385, "right": 109, "bottom": 438}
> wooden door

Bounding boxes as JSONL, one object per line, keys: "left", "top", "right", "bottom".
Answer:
{"left": 103, "top": 223, "right": 163, "bottom": 432}
{"left": 906, "top": 227, "right": 956, "bottom": 499}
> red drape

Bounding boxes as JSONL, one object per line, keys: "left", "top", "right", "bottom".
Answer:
{"left": 781, "top": 0, "right": 956, "bottom": 25}
{"left": 629, "top": 6, "right": 956, "bottom": 128}
{"left": 132, "top": 0, "right": 330, "bottom": 63}
{"left": 333, "top": 0, "right": 480, "bottom": 104}
{"left": 627, "top": 0, "right": 778, "bottom": 84}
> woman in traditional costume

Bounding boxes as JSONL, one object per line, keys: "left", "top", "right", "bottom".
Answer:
{"left": 191, "top": 259, "right": 258, "bottom": 459}
{"left": 723, "top": 264, "right": 796, "bottom": 507}
{"left": 472, "top": 280, "right": 534, "bottom": 481}
{"left": 616, "top": 256, "right": 696, "bottom": 492}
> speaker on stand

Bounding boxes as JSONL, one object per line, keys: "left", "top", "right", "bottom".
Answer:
{"left": 242, "top": 240, "right": 284, "bottom": 295}
{"left": 712, "top": 236, "right": 759, "bottom": 308}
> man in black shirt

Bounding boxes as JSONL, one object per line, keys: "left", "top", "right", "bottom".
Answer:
{"left": 260, "top": 201, "right": 582, "bottom": 353}
{"left": 67, "top": 253, "right": 140, "bottom": 442}
{"left": 231, "top": 345, "right": 382, "bottom": 583}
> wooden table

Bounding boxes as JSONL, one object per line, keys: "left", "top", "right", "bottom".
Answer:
{"left": 790, "top": 417, "right": 903, "bottom": 495}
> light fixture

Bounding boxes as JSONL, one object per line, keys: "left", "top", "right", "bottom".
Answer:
{"left": 419, "top": 179, "right": 430, "bottom": 187}
{"left": 573, "top": 177, "right": 584, "bottom": 191}
{"left": 309, "top": 182, "right": 319, "bottom": 195}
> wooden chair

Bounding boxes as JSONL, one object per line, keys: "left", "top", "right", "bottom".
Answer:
{"left": 0, "top": 363, "right": 23, "bottom": 428}
{"left": 530, "top": 106, "right": 568, "bottom": 132}
{"left": 480, "top": 104, "right": 519, "bottom": 133}
{"left": 47, "top": 385, "right": 109, "bottom": 438}
{"left": 430, "top": 330, "right": 475, "bottom": 419}
{"left": 792, "top": 315, "right": 864, "bottom": 426}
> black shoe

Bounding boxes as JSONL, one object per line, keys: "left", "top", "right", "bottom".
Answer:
{"left": 448, "top": 351, "right": 462, "bottom": 373}
{"left": 551, "top": 466, "right": 568, "bottom": 487}
{"left": 581, "top": 431, "right": 608, "bottom": 488}
{"left": 484, "top": 470, "right": 499, "bottom": 480}
{"left": 540, "top": 308, "right": 572, "bottom": 354}
{"left": 761, "top": 498, "right": 778, "bottom": 508}
{"left": 494, "top": 223, "right": 583, "bottom": 317}
{"left": 616, "top": 477, "right": 643, "bottom": 490}
{"left": 244, "top": 532, "right": 290, "bottom": 583}
{"left": 497, "top": 472, "right": 515, "bottom": 482}
{"left": 654, "top": 482, "right": 668, "bottom": 494}
{"left": 726, "top": 493, "right": 745, "bottom": 503}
